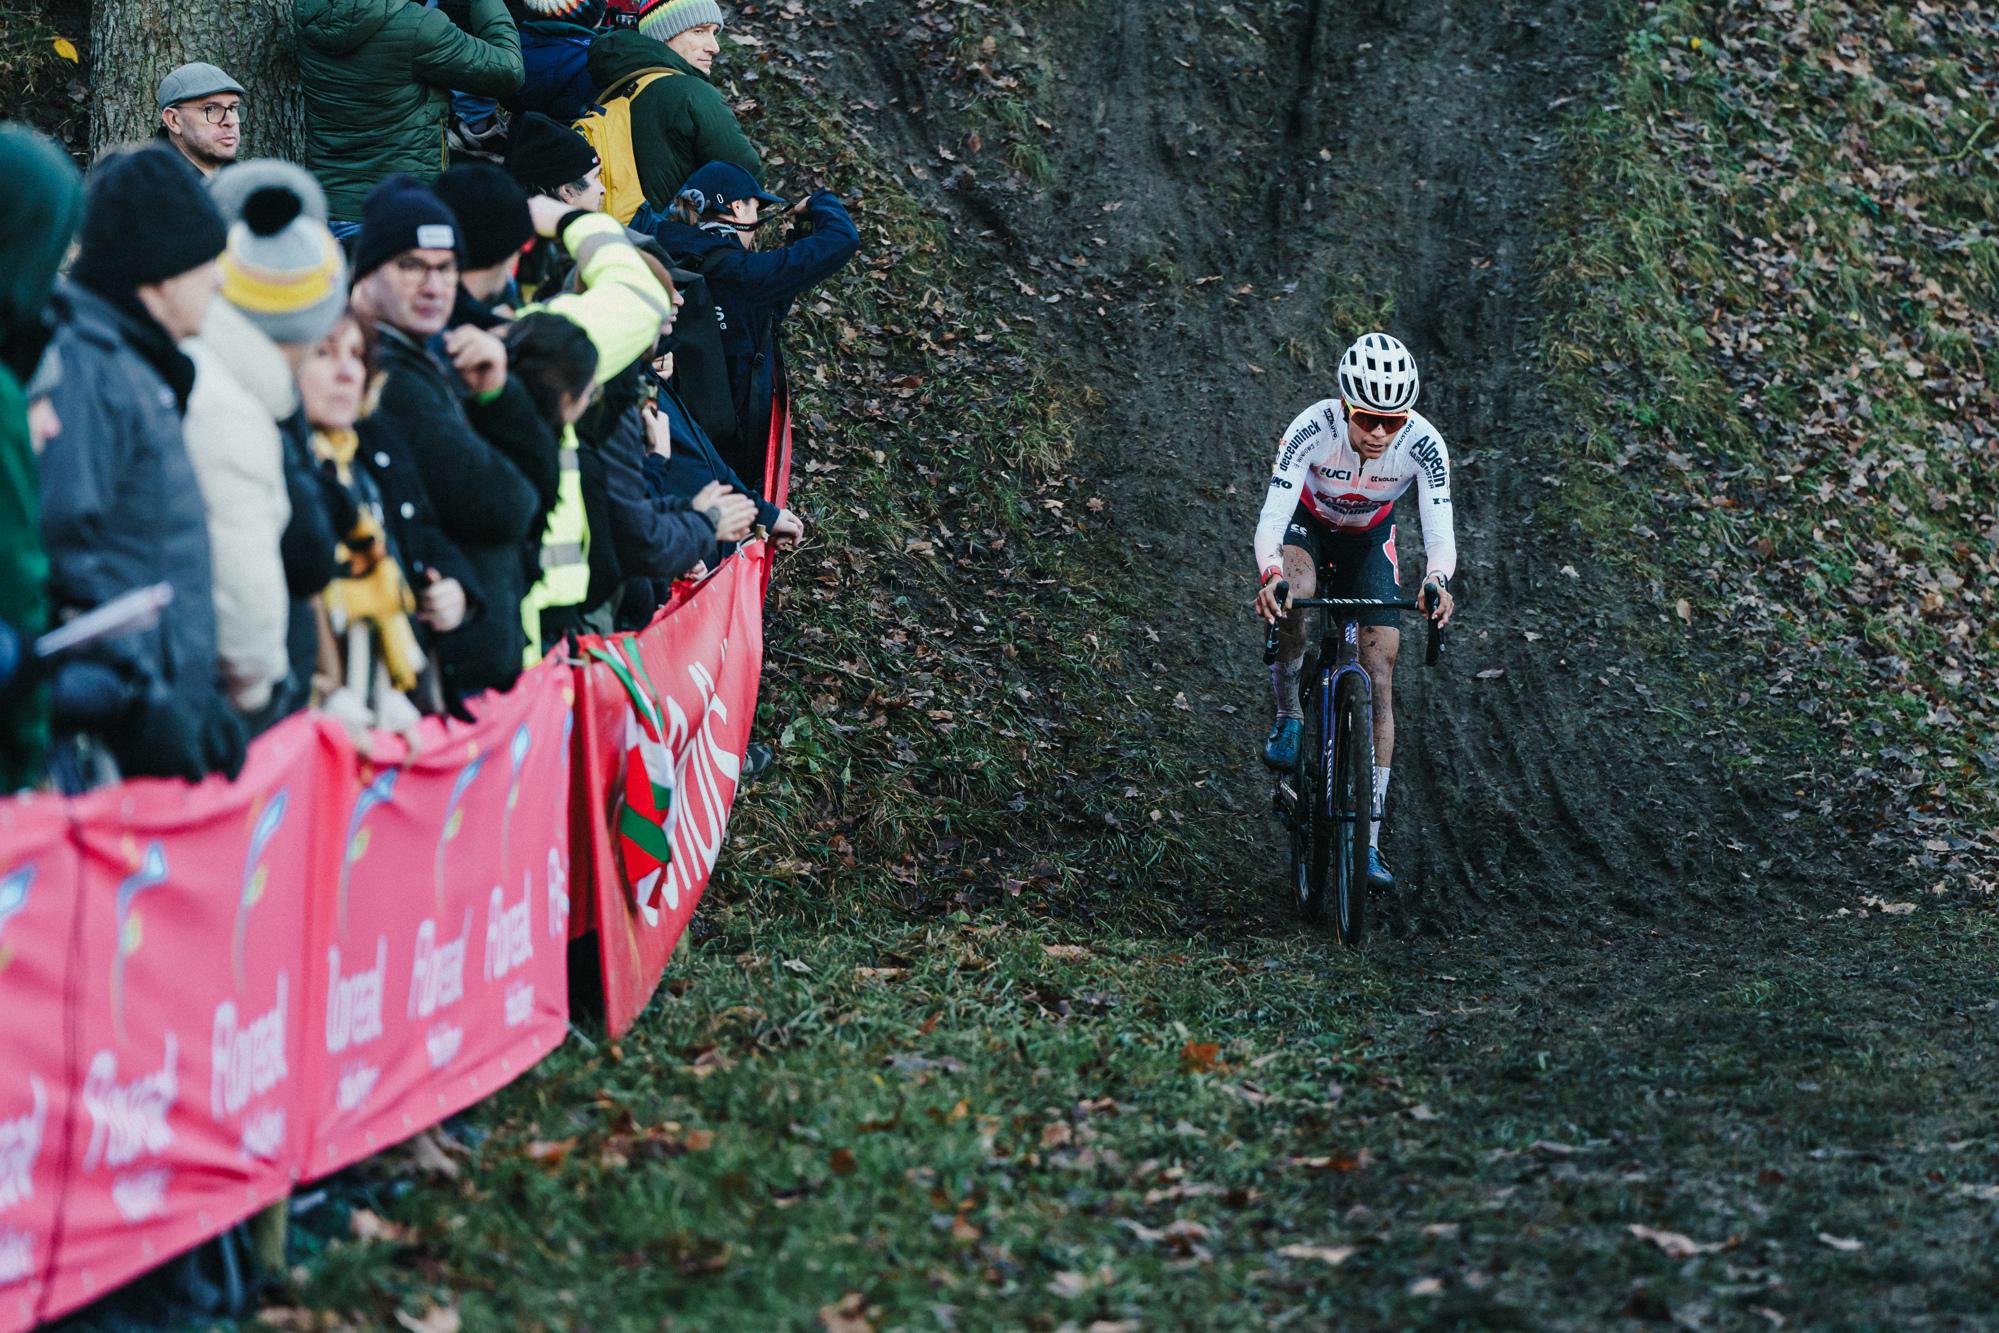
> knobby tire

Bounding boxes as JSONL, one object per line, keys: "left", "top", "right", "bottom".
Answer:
{"left": 1294, "top": 660, "right": 1329, "bottom": 921}
{"left": 1332, "top": 672, "right": 1374, "bottom": 946}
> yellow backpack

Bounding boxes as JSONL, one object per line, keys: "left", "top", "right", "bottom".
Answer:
{"left": 572, "top": 67, "right": 679, "bottom": 224}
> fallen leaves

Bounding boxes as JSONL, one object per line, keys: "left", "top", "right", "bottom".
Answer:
{"left": 1276, "top": 1242, "right": 1355, "bottom": 1266}
{"left": 818, "top": 1292, "right": 876, "bottom": 1333}
{"left": 349, "top": 1208, "right": 413, "bottom": 1245}
{"left": 1628, "top": 1223, "right": 1713, "bottom": 1259}
{"left": 1817, "top": 1232, "right": 1864, "bottom": 1252}
{"left": 1178, "top": 1040, "right": 1222, "bottom": 1074}
{"left": 394, "top": 1306, "right": 460, "bottom": 1333}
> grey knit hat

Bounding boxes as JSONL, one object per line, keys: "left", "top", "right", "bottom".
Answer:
{"left": 217, "top": 182, "right": 347, "bottom": 345}
{"left": 210, "top": 158, "right": 327, "bottom": 226}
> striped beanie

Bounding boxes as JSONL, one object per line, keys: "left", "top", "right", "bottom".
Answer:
{"left": 637, "top": 0, "right": 724, "bottom": 42}
{"left": 218, "top": 183, "right": 347, "bottom": 345}
{"left": 521, "top": 0, "right": 608, "bottom": 19}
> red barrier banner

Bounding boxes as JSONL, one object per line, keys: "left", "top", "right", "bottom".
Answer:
{"left": 302, "top": 662, "right": 573, "bottom": 1181}
{"left": 577, "top": 545, "right": 768, "bottom": 1036}
{"left": 47, "top": 717, "right": 337, "bottom": 1319}
{"left": 0, "top": 797, "right": 78, "bottom": 1333}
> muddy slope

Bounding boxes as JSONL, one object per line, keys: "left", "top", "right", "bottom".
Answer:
{"left": 836, "top": 0, "right": 1876, "bottom": 928}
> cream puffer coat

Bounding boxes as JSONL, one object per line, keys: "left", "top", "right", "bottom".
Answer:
{"left": 182, "top": 298, "right": 295, "bottom": 714}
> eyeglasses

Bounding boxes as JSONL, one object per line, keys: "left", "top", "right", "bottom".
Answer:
{"left": 186, "top": 102, "right": 243, "bottom": 125}
{"left": 391, "top": 256, "right": 460, "bottom": 283}
{"left": 1344, "top": 402, "right": 1408, "bottom": 436}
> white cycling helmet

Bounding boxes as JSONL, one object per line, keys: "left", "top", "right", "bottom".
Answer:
{"left": 1337, "top": 332, "right": 1421, "bottom": 412}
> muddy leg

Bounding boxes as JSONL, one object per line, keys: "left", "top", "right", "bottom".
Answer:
{"left": 1271, "top": 545, "right": 1318, "bottom": 717}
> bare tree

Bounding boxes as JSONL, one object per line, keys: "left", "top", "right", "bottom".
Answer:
{"left": 89, "top": 0, "right": 305, "bottom": 162}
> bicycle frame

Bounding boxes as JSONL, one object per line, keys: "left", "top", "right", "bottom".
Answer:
{"left": 1262, "top": 584, "right": 1444, "bottom": 943}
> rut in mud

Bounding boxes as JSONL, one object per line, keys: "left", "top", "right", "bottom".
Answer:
{"left": 850, "top": 0, "right": 1863, "bottom": 928}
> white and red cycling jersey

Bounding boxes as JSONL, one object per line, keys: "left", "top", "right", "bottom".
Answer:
{"left": 1253, "top": 398, "right": 1458, "bottom": 582}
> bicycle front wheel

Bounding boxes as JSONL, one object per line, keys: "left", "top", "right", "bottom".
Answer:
{"left": 1331, "top": 672, "right": 1375, "bottom": 946}
{"left": 1293, "top": 663, "right": 1328, "bottom": 922}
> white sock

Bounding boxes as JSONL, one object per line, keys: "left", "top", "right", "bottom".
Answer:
{"left": 1271, "top": 656, "right": 1303, "bottom": 719}
{"left": 1370, "top": 766, "right": 1390, "bottom": 848}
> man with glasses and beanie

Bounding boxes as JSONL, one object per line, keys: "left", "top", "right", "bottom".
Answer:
{"left": 156, "top": 62, "right": 245, "bottom": 178}
{"left": 347, "top": 175, "right": 553, "bottom": 703}
{"left": 1251, "top": 332, "right": 1458, "bottom": 894}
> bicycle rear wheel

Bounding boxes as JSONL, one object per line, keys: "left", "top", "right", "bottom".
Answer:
{"left": 1331, "top": 672, "right": 1375, "bottom": 946}
{"left": 1291, "top": 661, "right": 1328, "bottom": 921}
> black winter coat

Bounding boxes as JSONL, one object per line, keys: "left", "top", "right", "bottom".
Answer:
{"left": 371, "top": 325, "right": 554, "bottom": 699}
{"left": 570, "top": 402, "right": 715, "bottom": 617}
{"left": 653, "top": 191, "right": 859, "bottom": 487}
{"left": 39, "top": 283, "right": 221, "bottom": 752}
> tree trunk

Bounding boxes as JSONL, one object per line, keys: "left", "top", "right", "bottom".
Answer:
{"left": 89, "top": 0, "right": 306, "bottom": 163}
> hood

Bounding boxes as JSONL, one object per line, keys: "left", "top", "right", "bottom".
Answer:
{"left": 295, "top": 0, "right": 402, "bottom": 55}
{"left": 654, "top": 219, "right": 736, "bottom": 264}
{"left": 588, "top": 29, "right": 700, "bottom": 89}
{"left": 192, "top": 299, "right": 300, "bottom": 420}
{"left": 0, "top": 127, "right": 82, "bottom": 375}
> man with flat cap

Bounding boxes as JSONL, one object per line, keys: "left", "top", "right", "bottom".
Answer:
{"left": 156, "top": 61, "right": 246, "bottom": 178}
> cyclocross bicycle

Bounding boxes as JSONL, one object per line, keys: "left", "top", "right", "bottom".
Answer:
{"left": 1263, "top": 582, "right": 1444, "bottom": 945}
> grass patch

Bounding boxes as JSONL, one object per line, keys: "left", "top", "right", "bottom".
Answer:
{"left": 1539, "top": 0, "right": 1999, "bottom": 878}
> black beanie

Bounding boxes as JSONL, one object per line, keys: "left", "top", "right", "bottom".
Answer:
{"left": 352, "top": 174, "right": 463, "bottom": 282}
{"left": 430, "top": 163, "right": 534, "bottom": 271}
{"left": 504, "top": 113, "right": 599, "bottom": 195}
{"left": 69, "top": 146, "right": 225, "bottom": 296}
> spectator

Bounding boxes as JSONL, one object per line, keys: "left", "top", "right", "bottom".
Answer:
{"left": 347, "top": 175, "right": 552, "bottom": 700}
{"left": 504, "top": 111, "right": 605, "bottom": 214}
{"left": 486, "top": 179, "right": 736, "bottom": 656}
{"left": 294, "top": 0, "right": 525, "bottom": 232}
{"left": 655, "top": 162, "right": 857, "bottom": 487}
{"left": 0, "top": 127, "right": 83, "bottom": 793}
{"left": 431, "top": 162, "right": 543, "bottom": 333}
{"left": 512, "top": 0, "right": 611, "bottom": 123}
{"left": 155, "top": 63, "right": 245, "bottom": 179}
{"left": 640, "top": 349, "right": 798, "bottom": 563}
{"left": 210, "top": 161, "right": 354, "bottom": 716}
{"left": 510, "top": 314, "right": 739, "bottom": 649}
{"left": 302, "top": 312, "right": 471, "bottom": 724}
{"left": 586, "top": 0, "right": 761, "bottom": 216}
{"left": 41, "top": 148, "right": 245, "bottom": 784}
{"left": 182, "top": 170, "right": 348, "bottom": 727}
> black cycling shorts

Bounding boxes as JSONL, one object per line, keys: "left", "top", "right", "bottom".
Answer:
{"left": 1281, "top": 504, "right": 1402, "bottom": 627}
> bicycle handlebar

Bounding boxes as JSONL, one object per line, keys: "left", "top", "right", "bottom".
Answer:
{"left": 1260, "top": 580, "right": 1447, "bottom": 667}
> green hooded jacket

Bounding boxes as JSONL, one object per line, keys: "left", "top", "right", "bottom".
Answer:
{"left": 0, "top": 127, "right": 82, "bottom": 792}
{"left": 294, "top": 0, "right": 524, "bottom": 219}
{"left": 586, "top": 29, "right": 761, "bottom": 209}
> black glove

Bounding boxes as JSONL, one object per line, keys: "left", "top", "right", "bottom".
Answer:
{"left": 199, "top": 697, "right": 249, "bottom": 783}
{"left": 116, "top": 687, "right": 207, "bottom": 783}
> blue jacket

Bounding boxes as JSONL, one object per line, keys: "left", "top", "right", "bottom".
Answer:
{"left": 653, "top": 190, "right": 858, "bottom": 466}
{"left": 642, "top": 375, "right": 778, "bottom": 536}
{"left": 507, "top": 20, "right": 601, "bottom": 124}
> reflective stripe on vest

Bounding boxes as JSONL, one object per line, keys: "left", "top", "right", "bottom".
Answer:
{"left": 521, "top": 429, "right": 591, "bottom": 664}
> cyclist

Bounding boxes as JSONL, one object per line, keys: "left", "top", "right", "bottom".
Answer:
{"left": 1252, "top": 332, "right": 1457, "bottom": 891}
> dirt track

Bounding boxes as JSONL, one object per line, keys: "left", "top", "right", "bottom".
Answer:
{"left": 852, "top": 0, "right": 1867, "bottom": 928}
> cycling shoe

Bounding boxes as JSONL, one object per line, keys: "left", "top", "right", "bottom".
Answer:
{"left": 1262, "top": 717, "right": 1302, "bottom": 769}
{"left": 1367, "top": 847, "right": 1395, "bottom": 891}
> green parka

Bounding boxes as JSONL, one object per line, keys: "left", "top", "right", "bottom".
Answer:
{"left": 586, "top": 29, "right": 761, "bottom": 209}
{"left": 0, "top": 127, "right": 81, "bottom": 793}
{"left": 294, "top": 0, "right": 524, "bottom": 219}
